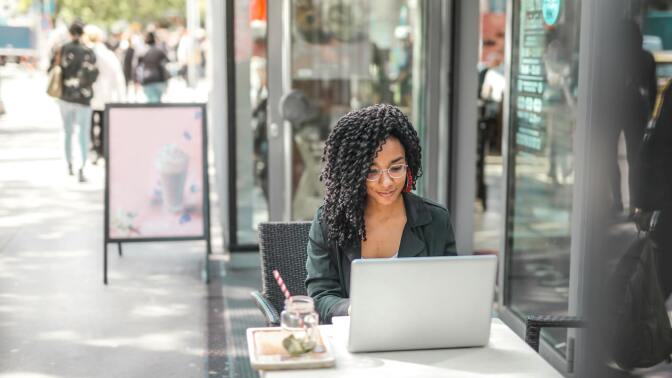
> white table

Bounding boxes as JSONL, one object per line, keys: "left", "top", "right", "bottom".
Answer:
{"left": 260, "top": 316, "right": 563, "bottom": 378}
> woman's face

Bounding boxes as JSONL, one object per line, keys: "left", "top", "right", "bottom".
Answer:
{"left": 365, "top": 137, "right": 407, "bottom": 208}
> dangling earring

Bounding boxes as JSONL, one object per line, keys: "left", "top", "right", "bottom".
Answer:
{"left": 405, "top": 170, "right": 413, "bottom": 192}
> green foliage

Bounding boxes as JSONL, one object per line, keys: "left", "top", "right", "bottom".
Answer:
{"left": 44, "top": 0, "right": 187, "bottom": 27}
{"left": 18, "top": 0, "right": 33, "bottom": 13}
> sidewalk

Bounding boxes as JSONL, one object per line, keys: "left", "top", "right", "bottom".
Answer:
{"left": 0, "top": 67, "right": 263, "bottom": 378}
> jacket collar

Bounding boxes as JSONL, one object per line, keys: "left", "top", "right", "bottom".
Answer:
{"left": 402, "top": 192, "right": 432, "bottom": 228}
{"left": 343, "top": 192, "right": 432, "bottom": 262}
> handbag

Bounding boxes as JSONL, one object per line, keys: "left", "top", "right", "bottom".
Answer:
{"left": 160, "top": 61, "right": 171, "bottom": 82}
{"left": 607, "top": 220, "right": 672, "bottom": 370}
{"left": 46, "top": 65, "right": 63, "bottom": 98}
{"left": 47, "top": 48, "right": 63, "bottom": 98}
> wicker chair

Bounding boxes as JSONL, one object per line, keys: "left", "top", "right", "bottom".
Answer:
{"left": 251, "top": 221, "right": 312, "bottom": 326}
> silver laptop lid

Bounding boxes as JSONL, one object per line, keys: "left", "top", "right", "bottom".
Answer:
{"left": 348, "top": 255, "right": 497, "bottom": 353}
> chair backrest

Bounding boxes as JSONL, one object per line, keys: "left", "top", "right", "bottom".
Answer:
{"left": 258, "top": 221, "right": 312, "bottom": 315}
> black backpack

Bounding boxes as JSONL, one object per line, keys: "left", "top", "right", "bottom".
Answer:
{"left": 608, "top": 231, "right": 672, "bottom": 370}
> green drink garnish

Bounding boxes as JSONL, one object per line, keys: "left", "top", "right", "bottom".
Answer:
{"left": 282, "top": 334, "right": 316, "bottom": 356}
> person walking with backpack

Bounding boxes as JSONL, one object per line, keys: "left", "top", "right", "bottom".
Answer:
{"left": 57, "top": 21, "right": 99, "bottom": 182}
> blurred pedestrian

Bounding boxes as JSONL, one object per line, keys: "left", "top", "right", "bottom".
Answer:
{"left": 57, "top": 21, "right": 99, "bottom": 182}
{"left": 176, "top": 27, "right": 190, "bottom": 82}
{"left": 120, "top": 34, "right": 135, "bottom": 98}
{"left": 137, "top": 31, "right": 169, "bottom": 103}
{"left": 85, "top": 25, "right": 126, "bottom": 164}
{"left": 176, "top": 27, "right": 203, "bottom": 86}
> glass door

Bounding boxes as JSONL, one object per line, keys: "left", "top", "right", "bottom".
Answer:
{"left": 227, "top": 0, "right": 270, "bottom": 247}
{"left": 502, "top": 0, "right": 582, "bottom": 356}
{"left": 267, "top": 0, "right": 431, "bottom": 222}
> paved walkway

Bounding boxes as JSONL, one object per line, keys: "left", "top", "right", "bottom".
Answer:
{"left": 0, "top": 67, "right": 265, "bottom": 378}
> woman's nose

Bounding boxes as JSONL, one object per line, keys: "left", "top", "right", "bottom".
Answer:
{"left": 380, "top": 171, "right": 394, "bottom": 186}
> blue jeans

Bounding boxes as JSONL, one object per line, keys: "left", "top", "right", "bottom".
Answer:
{"left": 58, "top": 100, "right": 92, "bottom": 168}
{"left": 143, "top": 82, "right": 167, "bottom": 103}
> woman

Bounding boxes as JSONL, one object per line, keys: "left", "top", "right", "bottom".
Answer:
{"left": 138, "top": 31, "right": 169, "bottom": 103}
{"left": 85, "top": 25, "right": 126, "bottom": 164}
{"left": 306, "top": 104, "right": 457, "bottom": 324}
{"left": 56, "top": 21, "right": 99, "bottom": 182}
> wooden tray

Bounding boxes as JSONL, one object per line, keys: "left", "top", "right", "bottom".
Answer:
{"left": 246, "top": 327, "right": 336, "bottom": 370}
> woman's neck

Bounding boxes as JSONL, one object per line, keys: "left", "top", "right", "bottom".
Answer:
{"left": 365, "top": 193, "right": 406, "bottom": 221}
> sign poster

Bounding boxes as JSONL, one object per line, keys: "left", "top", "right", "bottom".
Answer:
{"left": 105, "top": 104, "right": 208, "bottom": 240}
{"left": 514, "top": 0, "right": 547, "bottom": 153}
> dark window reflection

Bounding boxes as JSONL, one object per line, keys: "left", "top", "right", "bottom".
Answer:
{"left": 558, "top": 0, "right": 672, "bottom": 375}
{"left": 588, "top": 1, "right": 672, "bottom": 375}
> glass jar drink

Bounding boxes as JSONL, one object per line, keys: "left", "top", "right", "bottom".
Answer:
{"left": 280, "top": 295, "right": 320, "bottom": 355}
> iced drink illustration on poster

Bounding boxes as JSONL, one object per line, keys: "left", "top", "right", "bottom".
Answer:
{"left": 107, "top": 106, "right": 206, "bottom": 239}
{"left": 156, "top": 144, "right": 190, "bottom": 213}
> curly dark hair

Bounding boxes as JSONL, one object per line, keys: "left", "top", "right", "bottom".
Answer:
{"left": 320, "top": 103, "right": 422, "bottom": 249}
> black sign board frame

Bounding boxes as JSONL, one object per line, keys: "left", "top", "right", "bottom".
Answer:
{"left": 103, "top": 103, "right": 211, "bottom": 284}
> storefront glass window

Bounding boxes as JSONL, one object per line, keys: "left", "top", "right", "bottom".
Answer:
{"left": 288, "top": 0, "right": 427, "bottom": 220}
{"left": 505, "top": 0, "right": 581, "bottom": 356}
{"left": 474, "top": 0, "right": 507, "bottom": 254}
{"left": 233, "top": 0, "right": 269, "bottom": 244}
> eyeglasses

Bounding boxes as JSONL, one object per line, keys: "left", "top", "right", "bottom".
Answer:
{"left": 366, "top": 164, "right": 407, "bottom": 181}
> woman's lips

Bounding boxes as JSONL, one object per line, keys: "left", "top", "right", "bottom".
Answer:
{"left": 377, "top": 190, "right": 396, "bottom": 198}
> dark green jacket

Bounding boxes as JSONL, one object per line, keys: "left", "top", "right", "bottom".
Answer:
{"left": 305, "top": 192, "right": 457, "bottom": 324}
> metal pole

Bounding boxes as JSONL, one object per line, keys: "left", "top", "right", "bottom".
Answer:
{"left": 205, "top": 241, "right": 211, "bottom": 284}
{"left": 104, "top": 242, "right": 108, "bottom": 284}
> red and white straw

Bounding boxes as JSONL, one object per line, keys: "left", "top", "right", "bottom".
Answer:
{"left": 272, "top": 269, "right": 292, "bottom": 300}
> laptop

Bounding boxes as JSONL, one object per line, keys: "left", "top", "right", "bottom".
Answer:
{"left": 347, "top": 255, "right": 497, "bottom": 353}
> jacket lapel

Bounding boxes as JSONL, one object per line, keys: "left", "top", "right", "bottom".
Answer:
{"left": 344, "top": 193, "right": 432, "bottom": 260}
{"left": 397, "top": 224, "right": 426, "bottom": 257}
{"left": 398, "top": 192, "right": 432, "bottom": 258}
{"left": 342, "top": 240, "right": 361, "bottom": 297}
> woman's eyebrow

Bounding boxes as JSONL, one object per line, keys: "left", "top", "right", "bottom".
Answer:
{"left": 371, "top": 156, "right": 405, "bottom": 168}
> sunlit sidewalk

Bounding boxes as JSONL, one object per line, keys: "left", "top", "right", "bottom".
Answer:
{"left": 0, "top": 68, "right": 237, "bottom": 377}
